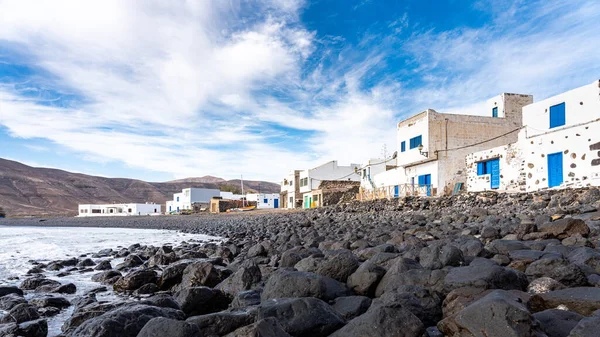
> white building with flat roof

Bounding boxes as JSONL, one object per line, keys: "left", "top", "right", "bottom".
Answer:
{"left": 78, "top": 203, "right": 161, "bottom": 217}
{"left": 467, "top": 80, "right": 600, "bottom": 192}
{"left": 246, "top": 193, "right": 280, "bottom": 209}
{"left": 166, "top": 188, "right": 221, "bottom": 213}
{"left": 299, "top": 160, "right": 360, "bottom": 208}
{"left": 362, "top": 92, "right": 533, "bottom": 199}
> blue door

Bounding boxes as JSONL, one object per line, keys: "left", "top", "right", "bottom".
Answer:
{"left": 394, "top": 185, "right": 399, "bottom": 197}
{"left": 169, "top": 206, "right": 171, "bottom": 212}
{"left": 548, "top": 152, "right": 563, "bottom": 187}
{"left": 490, "top": 158, "right": 500, "bottom": 189}
{"left": 274, "top": 199, "right": 279, "bottom": 209}
{"left": 418, "top": 174, "right": 432, "bottom": 196}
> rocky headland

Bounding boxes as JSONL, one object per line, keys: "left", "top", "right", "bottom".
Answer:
{"left": 2, "top": 187, "right": 600, "bottom": 336}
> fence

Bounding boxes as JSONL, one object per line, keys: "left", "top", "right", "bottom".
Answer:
{"left": 357, "top": 183, "right": 433, "bottom": 201}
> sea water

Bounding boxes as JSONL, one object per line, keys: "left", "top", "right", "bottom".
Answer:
{"left": 0, "top": 225, "right": 219, "bottom": 336}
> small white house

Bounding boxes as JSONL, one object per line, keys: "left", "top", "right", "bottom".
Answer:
{"left": 299, "top": 160, "right": 360, "bottom": 208}
{"left": 280, "top": 170, "right": 301, "bottom": 209}
{"left": 166, "top": 188, "right": 221, "bottom": 213}
{"left": 246, "top": 193, "right": 280, "bottom": 209}
{"left": 220, "top": 191, "right": 244, "bottom": 200}
{"left": 78, "top": 203, "right": 161, "bottom": 217}
{"left": 467, "top": 80, "right": 600, "bottom": 192}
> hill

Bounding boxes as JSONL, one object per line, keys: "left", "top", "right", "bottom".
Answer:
{"left": 0, "top": 158, "right": 280, "bottom": 216}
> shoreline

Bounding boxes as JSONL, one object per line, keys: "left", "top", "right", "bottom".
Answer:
{"left": 2, "top": 188, "right": 600, "bottom": 336}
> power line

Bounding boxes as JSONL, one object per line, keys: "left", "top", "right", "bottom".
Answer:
{"left": 435, "top": 126, "right": 523, "bottom": 153}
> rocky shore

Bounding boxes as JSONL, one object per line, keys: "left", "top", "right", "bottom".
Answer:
{"left": 2, "top": 187, "right": 600, "bottom": 336}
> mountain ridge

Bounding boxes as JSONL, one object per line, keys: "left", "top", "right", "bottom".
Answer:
{"left": 0, "top": 158, "right": 279, "bottom": 217}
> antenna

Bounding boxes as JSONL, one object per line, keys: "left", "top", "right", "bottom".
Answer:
{"left": 381, "top": 144, "right": 388, "bottom": 162}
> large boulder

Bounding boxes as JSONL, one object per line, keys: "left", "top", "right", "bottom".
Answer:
{"left": 525, "top": 257, "right": 588, "bottom": 287}
{"left": 346, "top": 261, "right": 386, "bottom": 297}
{"left": 261, "top": 270, "right": 351, "bottom": 302}
{"left": 258, "top": 297, "right": 344, "bottom": 337}
{"left": 529, "top": 287, "right": 600, "bottom": 316}
{"left": 30, "top": 296, "right": 71, "bottom": 309}
{"left": 215, "top": 261, "right": 262, "bottom": 296}
{"left": 67, "top": 304, "right": 185, "bottom": 337}
{"left": 419, "top": 243, "right": 464, "bottom": 269}
{"left": 438, "top": 290, "right": 541, "bottom": 337}
{"left": 538, "top": 218, "right": 590, "bottom": 239}
{"left": 567, "top": 247, "right": 600, "bottom": 274}
{"left": 20, "top": 277, "right": 60, "bottom": 290}
{"left": 331, "top": 296, "right": 372, "bottom": 321}
{"left": 223, "top": 317, "right": 291, "bottom": 337}
{"left": 136, "top": 317, "right": 202, "bottom": 337}
{"left": 533, "top": 309, "right": 583, "bottom": 337}
{"left": 444, "top": 258, "right": 528, "bottom": 292}
{"left": 113, "top": 270, "right": 158, "bottom": 292}
{"left": 0, "top": 319, "right": 48, "bottom": 337}
{"left": 295, "top": 250, "right": 360, "bottom": 283}
{"left": 186, "top": 311, "right": 254, "bottom": 336}
{"left": 157, "top": 262, "right": 189, "bottom": 290}
{"left": 91, "top": 270, "right": 122, "bottom": 285}
{"left": 173, "top": 287, "right": 230, "bottom": 317}
{"left": 568, "top": 313, "right": 600, "bottom": 337}
{"left": 0, "top": 303, "right": 41, "bottom": 324}
{"left": 0, "top": 293, "right": 27, "bottom": 311}
{"left": 374, "top": 258, "right": 422, "bottom": 297}
{"left": 177, "top": 262, "right": 232, "bottom": 289}
{"left": 329, "top": 300, "right": 425, "bottom": 337}
{"left": 0, "top": 286, "right": 23, "bottom": 297}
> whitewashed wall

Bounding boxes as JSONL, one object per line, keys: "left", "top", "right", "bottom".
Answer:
{"left": 523, "top": 120, "right": 600, "bottom": 190}
{"left": 299, "top": 161, "right": 360, "bottom": 194}
{"left": 246, "top": 193, "right": 280, "bottom": 208}
{"left": 466, "top": 142, "right": 525, "bottom": 192}
{"left": 397, "top": 112, "right": 429, "bottom": 167}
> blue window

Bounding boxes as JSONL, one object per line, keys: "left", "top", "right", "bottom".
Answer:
{"left": 401, "top": 141, "right": 406, "bottom": 152}
{"left": 176, "top": 196, "right": 179, "bottom": 202}
{"left": 477, "top": 160, "right": 494, "bottom": 175}
{"left": 409, "top": 135, "right": 422, "bottom": 149}
{"left": 263, "top": 198, "right": 268, "bottom": 204}
{"left": 477, "top": 158, "right": 501, "bottom": 189}
{"left": 492, "top": 107, "right": 498, "bottom": 117}
{"left": 549, "top": 102, "right": 565, "bottom": 128}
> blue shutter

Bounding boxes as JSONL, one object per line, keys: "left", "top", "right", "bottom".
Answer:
{"left": 492, "top": 107, "right": 498, "bottom": 118}
{"left": 401, "top": 141, "right": 406, "bottom": 152}
{"left": 263, "top": 198, "right": 268, "bottom": 204}
{"left": 418, "top": 175, "right": 425, "bottom": 186}
{"left": 549, "top": 102, "right": 565, "bottom": 128}
{"left": 485, "top": 160, "right": 492, "bottom": 175}
{"left": 409, "top": 135, "right": 422, "bottom": 149}
{"left": 477, "top": 162, "right": 484, "bottom": 175}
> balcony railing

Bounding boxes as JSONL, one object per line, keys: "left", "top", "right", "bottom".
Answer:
{"left": 357, "top": 183, "right": 433, "bottom": 201}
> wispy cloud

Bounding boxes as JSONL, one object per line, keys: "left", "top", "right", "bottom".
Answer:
{"left": 0, "top": 0, "right": 599, "bottom": 181}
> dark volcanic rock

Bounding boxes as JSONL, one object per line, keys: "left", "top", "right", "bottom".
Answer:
{"left": 261, "top": 270, "right": 351, "bottom": 302}
{"left": 329, "top": 300, "right": 425, "bottom": 337}
{"left": 224, "top": 317, "right": 291, "bottom": 337}
{"left": 538, "top": 218, "right": 590, "bottom": 239}
{"left": 0, "top": 286, "right": 23, "bottom": 297}
{"left": 67, "top": 304, "right": 184, "bottom": 337}
{"left": 173, "top": 287, "right": 230, "bottom": 316}
{"left": 30, "top": 296, "right": 71, "bottom": 309}
{"left": 569, "top": 313, "right": 600, "bottom": 337}
{"left": 94, "top": 260, "right": 112, "bottom": 271}
{"left": 20, "top": 277, "right": 60, "bottom": 290}
{"left": 533, "top": 309, "right": 583, "bottom": 337}
{"left": 438, "top": 290, "right": 542, "bottom": 337}
{"left": 525, "top": 257, "right": 588, "bottom": 287}
{"left": 419, "top": 243, "right": 465, "bottom": 269}
{"left": 215, "top": 260, "right": 262, "bottom": 296}
{"left": 331, "top": 296, "right": 372, "bottom": 321}
{"left": 0, "top": 293, "right": 27, "bottom": 311}
{"left": 157, "top": 262, "right": 189, "bottom": 290}
{"left": 136, "top": 317, "right": 202, "bottom": 337}
{"left": 529, "top": 287, "right": 600, "bottom": 316}
{"left": 91, "top": 270, "right": 122, "bottom": 285}
{"left": 113, "top": 269, "right": 158, "bottom": 292}
{"left": 177, "top": 261, "right": 232, "bottom": 289}
{"left": 258, "top": 297, "right": 344, "bottom": 337}
{"left": 347, "top": 261, "right": 386, "bottom": 297}
{"left": 444, "top": 258, "right": 529, "bottom": 292}
{"left": 186, "top": 311, "right": 254, "bottom": 336}
{"left": 0, "top": 303, "right": 40, "bottom": 324}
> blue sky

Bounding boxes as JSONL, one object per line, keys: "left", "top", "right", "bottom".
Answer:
{"left": 1, "top": 0, "right": 599, "bottom": 182}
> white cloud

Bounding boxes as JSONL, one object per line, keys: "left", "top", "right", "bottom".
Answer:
{"left": 0, "top": 0, "right": 599, "bottom": 182}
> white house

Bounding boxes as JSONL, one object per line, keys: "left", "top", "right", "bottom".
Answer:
{"left": 246, "top": 193, "right": 280, "bottom": 209}
{"left": 78, "top": 203, "right": 161, "bottom": 217}
{"left": 358, "top": 158, "right": 397, "bottom": 191}
{"left": 280, "top": 170, "right": 301, "bottom": 209}
{"left": 166, "top": 188, "right": 221, "bottom": 213}
{"left": 220, "top": 191, "right": 244, "bottom": 200}
{"left": 299, "top": 161, "right": 360, "bottom": 208}
{"left": 364, "top": 92, "right": 533, "bottom": 198}
{"left": 467, "top": 80, "right": 600, "bottom": 192}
